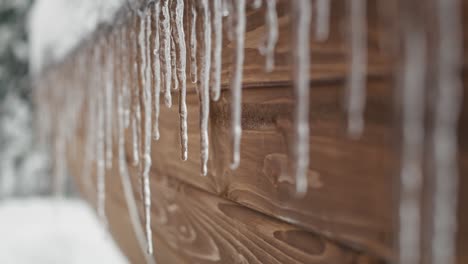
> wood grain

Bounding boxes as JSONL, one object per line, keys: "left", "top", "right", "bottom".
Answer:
{"left": 44, "top": 0, "right": 468, "bottom": 263}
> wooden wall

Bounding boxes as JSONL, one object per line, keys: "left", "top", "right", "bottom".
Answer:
{"left": 59, "top": 0, "right": 468, "bottom": 263}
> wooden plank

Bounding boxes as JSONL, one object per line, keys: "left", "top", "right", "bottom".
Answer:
{"left": 71, "top": 155, "right": 383, "bottom": 264}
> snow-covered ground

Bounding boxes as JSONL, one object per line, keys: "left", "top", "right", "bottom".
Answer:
{"left": 0, "top": 198, "right": 128, "bottom": 264}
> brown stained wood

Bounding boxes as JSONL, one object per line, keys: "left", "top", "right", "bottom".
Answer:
{"left": 45, "top": 0, "right": 468, "bottom": 263}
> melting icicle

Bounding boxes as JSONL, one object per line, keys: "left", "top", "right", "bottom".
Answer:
{"left": 138, "top": 10, "right": 154, "bottom": 255}
{"left": 399, "top": 29, "right": 426, "bottom": 264}
{"left": 251, "top": 0, "right": 262, "bottom": 9}
{"left": 346, "top": 0, "right": 367, "bottom": 137}
{"left": 190, "top": 1, "right": 198, "bottom": 84}
{"left": 432, "top": 0, "right": 463, "bottom": 263}
{"left": 222, "top": 0, "right": 230, "bottom": 17}
{"left": 315, "top": 0, "right": 330, "bottom": 42}
{"left": 171, "top": 37, "right": 179, "bottom": 91}
{"left": 153, "top": 2, "right": 161, "bottom": 140}
{"left": 171, "top": 0, "right": 188, "bottom": 160}
{"left": 259, "top": 0, "right": 278, "bottom": 72}
{"left": 229, "top": 0, "right": 246, "bottom": 170}
{"left": 121, "top": 26, "right": 131, "bottom": 129}
{"left": 117, "top": 82, "right": 156, "bottom": 264}
{"left": 160, "top": 0, "right": 172, "bottom": 107}
{"left": 105, "top": 39, "right": 114, "bottom": 170}
{"left": 210, "top": 0, "right": 223, "bottom": 101}
{"left": 198, "top": 0, "right": 212, "bottom": 176}
{"left": 291, "top": 0, "right": 311, "bottom": 195}
{"left": 97, "top": 88, "right": 107, "bottom": 226}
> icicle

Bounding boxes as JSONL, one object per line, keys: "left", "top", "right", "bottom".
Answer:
{"left": 291, "top": 0, "right": 311, "bottom": 195}
{"left": 153, "top": 2, "right": 161, "bottom": 140}
{"left": 140, "top": 10, "right": 154, "bottom": 255}
{"left": 315, "top": 0, "right": 330, "bottom": 42}
{"left": 190, "top": 0, "right": 198, "bottom": 84}
{"left": 225, "top": 0, "right": 235, "bottom": 40}
{"left": 121, "top": 26, "right": 131, "bottom": 129}
{"left": 251, "top": 0, "right": 262, "bottom": 9}
{"left": 171, "top": 37, "right": 179, "bottom": 91}
{"left": 160, "top": 0, "right": 172, "bottom": 107}
{"left": 132, "top": 114, "right": 140, "bottom": 165}
{"left": 210, "top": 0, "right": 223, "bottom": 101}
{"left": 117, "top": 81, "right": 156, "bottom": 264}
{"left": 222, "top": 0, "right": 230, "bottom": 17}
{"left": 198, "top": 0, "right": 212, "bottom": 176}
{"left": 229, "top": 0, "right": 246, "bottom": 170}
{"left": 171, "top": 0, "right": 188, "bottom": 160}
{"left": 104, "top": 39, "right": 114, "bottom": 170}
{"left": 399, "top": 29, "right": 426, "bottom": 264}
{"left": 346, "top": 0, "right": 367, "bottom": 137}
{"left": 258, "top": 0, "right": 278, "bottom": 72}
{"left": 431, "top": 0, "right": 463, "bottom": 263}
{"left": 97, "top": 88, "right": 107, "bottom": 226}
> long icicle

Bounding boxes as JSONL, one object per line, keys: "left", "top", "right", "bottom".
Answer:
{"left": 160, "top": 0, "right": 172, "bottom": 107}
{"left": 190, "top": 0, "right": 198, "bottom": 84}
{"left": 97, "top": 85, "right": 107, "bottom": 226}
{"left": 199, "top": 0, "right": 212, "bottom": 176}
{"left": 399, "top": 27, "right": 426, "bottom": 264}
{"left": 347, "top": 0, "right": 367, "bottom": 137}
{"left": 291, "top": 0, "right": 311, "bottom": 195}
{"left": 259, "top": 0, "right": 278, "bottom": 72}
{"left": 117, "top": 79, "right": 156, "bottom": 264}
{"left": 171, "top": 0, "right": 188, "bottom": 160}
{"left": 432, "top": 0, "right": 463, "bottom": 263}
{"left": 138, "top": 10, "right": 154, "bottom": 255}
{"left": 153, "top": 2, "right": 161, "bottom": 140}
{"left": 229, "top": 0, "right": 246, "bottom": 170}
{"left": 105, "top": 37, "right": 114, "bottom": 170}
{"left": 315, "top": 0, "right": 330, "bottom": 42}
{"left": 210, "top": 0, "right": 223, "bottom": 101}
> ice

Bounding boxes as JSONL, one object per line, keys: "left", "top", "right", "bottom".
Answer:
{"left": 229, "top": 0, "right": 246, "bottom": 170}
{"left": 291, "top": 0, "right": 311, "bottom": 195}
{"left": 198, "top": 0, "right": 212, "bottom": 176}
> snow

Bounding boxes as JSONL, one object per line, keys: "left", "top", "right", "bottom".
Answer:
{"left": 0, "top": 198, "right": 128, "bottom": 264}
{"left": 28, "top": 0, "right": 125, "bottom": 74}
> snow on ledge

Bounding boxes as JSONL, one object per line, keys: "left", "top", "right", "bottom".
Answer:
{"left": 28, "top": 0, "right": 125, "bottom": 74}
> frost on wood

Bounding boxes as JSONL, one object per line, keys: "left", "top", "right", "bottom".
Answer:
{"left": 346, "top": 0, "right": 367, "bottom": 137}
{"left": 229, "top": 0, "right": 246, "bottom": 170}
{"left": 291, "top": 0, "right": 311, "bottom": 195}
{"left": 198, "top": 0, "right": 212, "bottom": 176}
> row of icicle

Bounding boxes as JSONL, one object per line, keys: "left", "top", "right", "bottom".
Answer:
{"left": 34, "top": 0, "right": 464, "bottom": 263}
